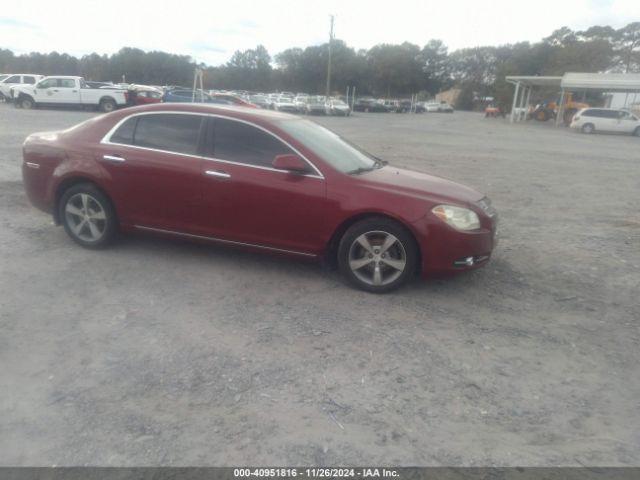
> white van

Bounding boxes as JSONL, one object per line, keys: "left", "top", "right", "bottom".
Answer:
{"left": 571, "top": 108, "right": 640, "bottom": 136}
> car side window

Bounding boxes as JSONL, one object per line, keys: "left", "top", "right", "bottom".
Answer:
{"left": 212, "top": 118, "right": 295, "bottom": 168}
{"left": 110, "top": 117, "right": 138, "bottom": 145}
{"left": 603, "top": 110, "right": 618, "bottom": 119}
{"left": 59, "top": 79, "right": 75, "bottom": 88}
{"left": 38, "top": 79, "right": 57, "bottom": 88}
{"left": 5, "top": 75, "right": 20, "bottom": 83}
{"left": 133, "top": 114, "right": 203, "bottom": 156}
{"left": 24, "top": 76, "right": 36, "bottom": 84}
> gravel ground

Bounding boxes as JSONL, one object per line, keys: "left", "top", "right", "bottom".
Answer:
{"left": 1, "top": 103, "right": 639, "bottom": 466}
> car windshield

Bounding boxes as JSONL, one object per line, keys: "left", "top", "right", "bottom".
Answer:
{"left": 332, "top": 100, "right": 347, "bottom": 106}
{"left": 276, "top": 119, "right": 380, "bottom": 174}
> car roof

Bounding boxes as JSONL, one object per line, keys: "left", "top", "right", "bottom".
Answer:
{"left": 118, "top": 102, "right": 298, "bottom": 122}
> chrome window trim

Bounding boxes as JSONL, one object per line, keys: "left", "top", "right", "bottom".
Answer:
{"left": 100, "top": 110, "right": 324, "bottom": 179}
{"left": 134, "top": 225, "right": 318, "bottom": 258}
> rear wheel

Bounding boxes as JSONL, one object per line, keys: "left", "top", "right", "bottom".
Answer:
{"left": 338, "top": 217, "right": 417, "bottom": 293}
{"left": 99, "top": 98, "right": 116, "bottom": 113}
{"left": 633, "top": 127, "right": 640, "bottom": 137}
{"left": 581, "top": 123, "right": 595, "bottom": 134}
{"left": 59, "top": 183, "right": 117, "bottom": 249}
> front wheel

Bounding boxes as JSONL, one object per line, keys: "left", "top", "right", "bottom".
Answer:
{"left": 338, "top": 217, "right": 417, "bottom": 293}
{"left": 581, "top": 123, "right": 595, "bottom": 134}
{"left": 59, "top": 183, "right": 117, "bottom": 249}
{"left": 633, "top": 127, "right": 640, "bottom": 137}
{"left": 20, "top": 96, "right": 35, "bottom": 109}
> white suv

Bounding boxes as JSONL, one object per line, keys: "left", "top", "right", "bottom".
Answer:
{"left": 0, "top": 74, "right": 44, "bottom": 100}
{"left": 571, "top": 108, "right": 640, "bottom": 136}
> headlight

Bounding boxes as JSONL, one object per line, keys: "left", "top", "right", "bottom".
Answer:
{"left": 432, "top": 205, "right": 480, "bottom": 231}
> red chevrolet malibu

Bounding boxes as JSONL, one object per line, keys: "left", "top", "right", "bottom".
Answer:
{"left": 22, "top": 103, "right": 497, "bottom": 292}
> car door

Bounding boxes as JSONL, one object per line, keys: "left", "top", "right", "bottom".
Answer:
{"left": 599, "top": 110, "right": 620, "bottom": 132}
{"left": 616, "top": 111, "right": 637, "bottom": 133}
{"left": 96, "top": 112, "right": 207, "bottom": 231}
{"left": 198, "top": 116, "right": 326, "bottom": 254}
{"left": 35, "top": 78, "right": 69, "bottom": 104}
{"left": 50, "top": 78, "right": 81, "bottom": 104}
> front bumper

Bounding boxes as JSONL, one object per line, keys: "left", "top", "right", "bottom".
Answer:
{"left": 411, "top": 213, "right": 498, "bottom": 277}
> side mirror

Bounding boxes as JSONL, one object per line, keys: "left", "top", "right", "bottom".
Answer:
{"left": 272, "top": 154, "right": 308, "bottom": 173}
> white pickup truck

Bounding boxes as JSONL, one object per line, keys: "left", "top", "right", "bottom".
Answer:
{"left": 13, "top": 76, "right": 129, "bottom": 112}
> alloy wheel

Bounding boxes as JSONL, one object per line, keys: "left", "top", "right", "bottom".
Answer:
{"left": 348, "top": 231, "right": 407, "bottom": 286}
{"left": 64, "top": 193, "right": 107, "bottom": 242}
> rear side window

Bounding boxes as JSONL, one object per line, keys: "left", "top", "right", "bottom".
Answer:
{"left": 586, "top": 109, "right": 618, "bottom": 119}
{"left": 133, "top": 114, "right": 203, "bottom": 155}
{"left": 212, "top": 118, "right": 294, "bottom": 168}
{"left": 110, "top": 117, "right": 138, "bottom": 145}
{"left": 59, "top": 79, "right": 75, "bottom": 88}
{"left": 23, "top": 76, "right": 36, "bottom": 84}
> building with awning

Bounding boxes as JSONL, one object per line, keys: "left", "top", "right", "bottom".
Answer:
{"left": 506, "top": 73, "right": 640, "bottom": 125}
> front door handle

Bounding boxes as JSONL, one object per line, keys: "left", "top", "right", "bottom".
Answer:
{"left": 103, "top": 154, "right": 126, "bottom": 163}
{"left": 205, "top": 170, "right": 231, "bottom": 179}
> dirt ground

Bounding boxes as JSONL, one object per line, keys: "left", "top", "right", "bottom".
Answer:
{"left": 1, "top": 103, "right": 639, "bottom": 466}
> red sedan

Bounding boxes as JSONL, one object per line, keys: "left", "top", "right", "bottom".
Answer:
{"left": 22, "top": 103, "right": 497, "bottom": 292}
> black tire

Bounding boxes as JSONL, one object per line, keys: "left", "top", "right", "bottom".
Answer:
{"left": 99, "top": 98, "right": 116, "bottom": 113}
{"left": 20, "top": 96, "right": 35, "bottom": 109}
{"left": 581, "top": 123, "right": 595, "bottom": 134}
{"left": 633, "top": 127, "right": 640, "bottom": 137}
{"left": 58, "top": 183, "right": 117, "bottom": 249}
{"left": 337, "top": 217, "right": 418, "bottom": 293}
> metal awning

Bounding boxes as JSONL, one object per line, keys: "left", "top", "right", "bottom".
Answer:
{"left": 506, "top": 73, "right": 640, "bottom": 125}
{"left": 561, "top": 73, "right": 640, "bottom": 92}
{"left": 506, "top": 76, "right": 562, "bottom": 87}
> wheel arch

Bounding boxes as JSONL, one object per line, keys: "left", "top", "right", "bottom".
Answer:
{"left": 53, "top": 176, "right": 116, "bottom": 224}
{"left": 325, "top": 211, "right": 422, "bottom": 273}
{"left": 99, "top": 95, "right": 117, "bottom": 104}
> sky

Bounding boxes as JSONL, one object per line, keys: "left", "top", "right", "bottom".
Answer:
{"left": 1, "top": 0, "right": 639, "bottom": 65}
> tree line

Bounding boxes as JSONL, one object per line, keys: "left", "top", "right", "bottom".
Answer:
{"left": 1, "top": 22, "right": 638, "bottom": 109}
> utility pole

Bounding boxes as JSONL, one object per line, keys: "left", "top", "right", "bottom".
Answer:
{"left": 325, "top": 15, "right": 334, "bottom": 98}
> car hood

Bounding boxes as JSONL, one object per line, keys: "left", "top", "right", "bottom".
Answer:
{"left": 357, "top": 166, "right": 484, "bottom": 205}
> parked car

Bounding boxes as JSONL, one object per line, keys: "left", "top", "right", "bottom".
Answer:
{"left": 305, "top": 96, "right": 326, "bottom": 115}
{"left": 249, "top": 94, "right": 271, "bottom": 109}
{"left": 294, "top": 95, "right": 309, "bottom": 111}
{"left": 21, "top": 103, "right": 498, "bottom": 293}
{"left": 438, "top": 102, "right": 454, "bottom": 113}
{"left": 0, "top": 73, "right": 44, "bottom": 101}
{"left": 353, "top": 98, "right": 388, "bottom": 112}
{"left": 130, "top": 88, "right": 163, "bottom": 106}
{"left": 13, "top": 76, "right": 128, "bottom": 112}
{"left": 570, "top": 108, "right": 640, "bottom": 136}
{"left": 163, "top": 88, "right": 212, "bottom": 103}
{"left": 273, "top": 96, "right": 299, "bottom": 113}
{"left": 325, "top": 98, "right": 351, "bottom": 116}
{"left": 211, "top": 93, "right": 257, "bottom": 108}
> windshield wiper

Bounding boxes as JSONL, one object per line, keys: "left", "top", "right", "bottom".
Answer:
{"left": 347, "top": 159, "right": 387, "bottom": 175}
{"left": 373, "top": 158, "right": 388, "bottom": 168}
{"left": 347, "top": 166, "right": 375, "bottom": 175}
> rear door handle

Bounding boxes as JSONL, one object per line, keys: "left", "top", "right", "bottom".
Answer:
{"left": 103, "top": 154, "right": 126, "bottom": 163}
{"left": 205, "top": 170, "right": 231, "bottom": 179}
